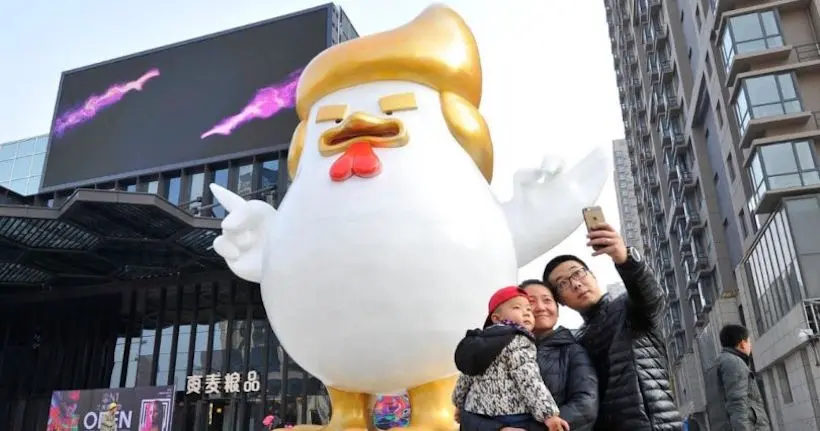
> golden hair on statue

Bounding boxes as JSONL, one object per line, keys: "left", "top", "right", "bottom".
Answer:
{"left": 287, "top": 4, "right": 494, "bottom": 182}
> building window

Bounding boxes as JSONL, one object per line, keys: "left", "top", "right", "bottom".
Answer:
{"left": 734, "top": 73, "right": 801, "bottom": 134}
{"left": 720, "top": 10, "right": 784, "bottom": 70}
{"left": 212, "top": 167, "right": 229, "bottom": 218}
{"left": 744, "top": 206, "right": 804, "bottom": 334}
{"left": 0, "top": 135, "right": 47, "bottom": 196}
{"left": 167, "top": 177, "right": 181, "bottom": 205}
{"left": 727, "top": 153, "right": 736, "bottom": 182}
{"left": 188, "top": 172, "right": 205, "bottom": 214}
{"left": 749, "top": 140, "right": 820, "bottom": 205}
{"left": 237, "top": 164, "right": 254, "bottom": 196}
{"left": 776, "top": 363, "right": 794, "bottom": 403}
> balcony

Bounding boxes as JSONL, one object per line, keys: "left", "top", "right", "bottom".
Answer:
{"left": 665, "top": 280, "right": 679, "bottom": 303}
{"left": 638, "top": 122, "right": 650, "bottom": 137}
{"left": 727, "top": 42, "right": 820, "bottom": 88}
{"left": 696, "top": 277, "right": 715, "bottom": 317}
{"left": 677, "top": 165, "right": 697, "bottom": 191}
{"left": 734, "top": 76, "right": 816, "bottom": 149}
{"left": 647, "top": 175, "right": 659, "bottom": 189}
{"left": 636, "top": 98, "right": 646, "bottom": 113}
{"left": 642, "top": 25, "right": 654, "bottom": 50}
{"left": 690, "top": 289, "right": 709, "bottom": 327}
{"left": 660, "top": 120, "right": 684, "bottom": 150}
{"left": 654, "top": 90, "right": 667, "bottom": 116}
{"left": 648, "top": 0, "right": 661, "bottom": 10}
{"left": 693, "top": 246, "right": 710, "bottom": 272}
{"left": 664, "top": 86, "right": 681, "bottom": 112}
{"left": 674, "top": 216, "right": 688, "bottom": 242}
{"left": 647, "top": 57, "right": 659, "bottom": 82}
{"left": 637, "top": 3, "right": 648, "bottom": 24}
{"left": 663, "top": 151, "right": 677, "bottom": 179}
{"left": 668, "top": 187, "right": 683, "bottom": 217}
{"left": 746, "top": 140, "right": 820, "bottom": 214}
{"left": 658, "top": 55, "right": 674, "bottom": 82}
{"left": 684, "top": 203, "right": 705, "bottom": 232}
{"left": 652, "top": 20, "right": 668, "bottom": 50}
{"left": 683, "top": 256, "right": 697, "bottom": 286}
{"left": 631, "top": 77, "right": 641, "bottom": 89}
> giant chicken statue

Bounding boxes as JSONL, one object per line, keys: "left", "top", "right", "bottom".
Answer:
{"left": 210, "top": 4, "right": 610, "bottom": 431}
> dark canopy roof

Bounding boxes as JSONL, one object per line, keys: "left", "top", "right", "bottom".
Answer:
{"left": 0, "top": 189, "right": 225, "bottom": 290}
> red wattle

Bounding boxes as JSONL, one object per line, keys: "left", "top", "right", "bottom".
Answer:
{"left": 328, "top": 141, "right": 382, "bottom": 181}
{"left": 329, "top": 153, "right": 354, "bottom": 182}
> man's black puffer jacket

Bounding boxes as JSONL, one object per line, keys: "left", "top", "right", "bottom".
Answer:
{"left": 458, "top": 327, "right": 598, "bottom": 431}
{"left": 578, "top": 259, "right": 682, "bottom": 431}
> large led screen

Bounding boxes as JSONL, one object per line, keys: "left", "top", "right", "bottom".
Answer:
{"left": 42, "top": 7, "right": 329, "bottom": 190}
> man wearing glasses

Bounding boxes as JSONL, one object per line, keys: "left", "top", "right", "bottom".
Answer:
{"left": 542, "top": 223, "right": 682, "bottom": 431}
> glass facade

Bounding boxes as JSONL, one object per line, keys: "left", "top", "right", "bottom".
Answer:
{"left": 0, "top": 135, "right": 48, "bottom": 196}
{"left": 748, "top": 140, "right": 820, "bottom": 214}
{"left": 36, "top": 152, "right": 286, "bottom": 216}
{"left": 733, "top": 73, "right": 802, "bottom": 134}
{"left": 720, "top": 10, "right": 784, "bottom": 70}
{"left": 785, "top": 195, "right": 820, "bottom": 300}
{"left": 0, "top": 279, "right": 329, "bottom": 431}
{"left": 743, "top": 201, "right": 806, "bottom": 334}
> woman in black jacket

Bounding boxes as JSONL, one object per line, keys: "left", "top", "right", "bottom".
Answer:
{"left": 458, "top": 280, "right": 599, "bottom": 431}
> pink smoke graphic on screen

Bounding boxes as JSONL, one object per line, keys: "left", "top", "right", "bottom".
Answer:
{"left": 201, "top": 69, "right": 302, "bottom": 139}
{"left": 53, "top": 68, "right": 161, "bottom": 138}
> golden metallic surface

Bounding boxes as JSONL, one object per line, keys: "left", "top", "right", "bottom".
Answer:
{"left": 288, "top": 121, "right": 306, "bottom": 179}
{"left": 316, "top": 104, "right": 350, "bottom": 123}
{"left": 318, "top": 112, "right": 409, "bottom": 157}
{"left": 278, "top": 387, "right": 370, "bottom": 431}
{"left": 393, "top": 375, "right": 458, "bottom": 431}
{"left": 296, "top": 4, "right": 482, "bottom": 120}
{"left": 378, "top": 92, "right": 419, "bottom": 114}
{"left": 441, "top": 92, "right": 493, "bottom": 182}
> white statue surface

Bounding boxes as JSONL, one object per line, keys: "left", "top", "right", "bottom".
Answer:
{"left": 210, "top": 5, "right": 610, "bottom": 430}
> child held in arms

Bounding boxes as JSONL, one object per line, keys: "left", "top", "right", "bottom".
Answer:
{"left": 452, "top": 286, "right": 568, "bottom": 431}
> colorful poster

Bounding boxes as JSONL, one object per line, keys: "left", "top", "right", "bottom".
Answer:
{"left": 47, "top": 386, "right": 175, "bottom": 431}
{"left": 372, "top": 394, "right": 410, "bottom": 430}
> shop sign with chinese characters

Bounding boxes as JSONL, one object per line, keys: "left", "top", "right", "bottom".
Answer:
{"left": 186, "top": 371, "right": 261, "bottom": 395}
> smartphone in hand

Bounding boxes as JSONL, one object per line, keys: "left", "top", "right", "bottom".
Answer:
{"left": 583, "top": 206, "right": 606, "bottom": 251}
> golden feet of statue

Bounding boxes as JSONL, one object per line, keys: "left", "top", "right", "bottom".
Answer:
{"left": 280, "top": 377, "right": 458, "bottom": 431}
{"left": 389, "top": 376, "right": 458, "bottom": 431}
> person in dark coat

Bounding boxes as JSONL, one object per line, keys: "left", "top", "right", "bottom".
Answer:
{"left": 542, "top": 222, "right": 682, "bottom": 431}
{"left": 458, "top": 280, "right": 599, "bottom": 431}
{"left": 705, "top": 324, "right": 771, "bottom": 431}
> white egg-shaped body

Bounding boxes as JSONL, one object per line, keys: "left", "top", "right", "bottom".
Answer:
{"left": 262, "top": 81, "right": 518, "bottom": 394}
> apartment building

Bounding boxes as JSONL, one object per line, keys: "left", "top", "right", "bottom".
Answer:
{"left": 607, "top": 0, "right": 820, "bottom": 429}
{"left": 613, "top": 138, "right": 646, "bottom": 253}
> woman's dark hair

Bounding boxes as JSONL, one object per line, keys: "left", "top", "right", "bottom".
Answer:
{"left": 519, "top": 279, "right": 545, "bottom": 289}
{"left": 719, "top": 324, "right": 749, "bottom": 348}
{"left": 520, "top": 279, "right": 560, "bottom": 303}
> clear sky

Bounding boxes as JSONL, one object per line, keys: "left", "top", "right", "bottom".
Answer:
{"left": 0, "top": 0, "right": 626, "bottom": 328}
